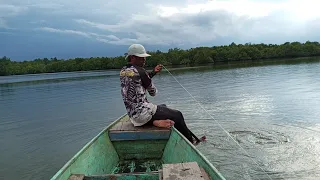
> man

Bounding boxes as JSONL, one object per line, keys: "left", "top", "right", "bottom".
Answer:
{"left": 120, "top": 44, "right": 196, "bottom": 144}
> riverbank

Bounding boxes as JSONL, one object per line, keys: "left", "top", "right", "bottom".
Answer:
{"left": 1, "top": 56, "right": 320, "bottom": 79}
{"left": 148, "top": 56, "right": 320, "bottom": 72}
{"left": 1, "top": 56, "right": 319, "bottom": 85}
{"left": 2, "top": 41, "right": 320, "bottom": 76}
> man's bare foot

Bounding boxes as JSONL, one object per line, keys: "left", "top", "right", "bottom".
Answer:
{"left": 153, "top": 119, "right": 175, "bottom": 128}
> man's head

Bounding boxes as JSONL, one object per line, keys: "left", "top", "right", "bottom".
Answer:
{"left": 125, "top": 44, "right": 151, "bottom": 67}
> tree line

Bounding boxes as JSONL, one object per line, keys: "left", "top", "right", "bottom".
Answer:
{"left": 1, "top": 41, "right": 320, "bottom": 76}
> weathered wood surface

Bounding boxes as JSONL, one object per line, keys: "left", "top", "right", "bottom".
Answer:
{"left": 84, "top": 171, "right": 159, "bottom": 180}
{"left": 200, "top": 168, "right": 211, "bottom": 180}
{"left": 111, "top": 122, "right": 123, "bottom": 131}
{"left": 162, "top": 162, "right": 204, "bottom": 180}
{"left": 158, "top": 169, "right": 163, "bottom": 180}
{"left": 110, "top": 120, "right": 170, "bottom": 132}
{"left": 109, "top": 118, "right": 171, "bottom": 141}
{"left": 68, "top": 174, "right": 84, "bottom": 180}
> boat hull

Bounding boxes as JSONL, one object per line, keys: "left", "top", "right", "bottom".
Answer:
{"left": 50, "top": 114, "right": 226, "bottom": 180}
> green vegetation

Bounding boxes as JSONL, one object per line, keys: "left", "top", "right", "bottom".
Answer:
{"left": 1, "top": 41, "right": 320, "bottom": 76}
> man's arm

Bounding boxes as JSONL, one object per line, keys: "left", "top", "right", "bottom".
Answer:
{"left": 148, "top": 70, "right": 157, "bottom": 78}
{"left": 137, "top": 68, "right": 157, "bottom": 96}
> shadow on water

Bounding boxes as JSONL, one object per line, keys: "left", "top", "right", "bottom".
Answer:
{"left": 0, "top": 69, "right": 120, "bottom": 85}
{"left": 0, "top": 84, "right": 15, "bottom": 97}
{"left": 0, "top": 74, "right": 117, "bottom": 87}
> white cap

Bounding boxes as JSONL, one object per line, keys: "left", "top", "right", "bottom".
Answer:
{"left": 125, "top": 44, "right": 151, "bottom": 59}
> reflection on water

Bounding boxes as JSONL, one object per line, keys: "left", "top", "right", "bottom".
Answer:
{"left": 0, "top": 70, "right": 120, "bottom": 85}
{"left": 1, "top": 59, "right": 320, "bottom": 180}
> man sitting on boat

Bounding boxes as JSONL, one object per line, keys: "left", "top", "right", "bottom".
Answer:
{"left": 120, "top": 44, "right": 195, "bottom": 144}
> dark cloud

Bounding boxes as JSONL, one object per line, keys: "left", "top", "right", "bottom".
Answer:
{"left": 76, "top": 9, "right": 317, "bottom": 46}
{"left": 1, "top": 0, "right": 320, "bottom": 60}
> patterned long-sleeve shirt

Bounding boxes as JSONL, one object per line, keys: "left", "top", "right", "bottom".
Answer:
{"left": 120, "top": 64, "right": 158, "bottom": 126}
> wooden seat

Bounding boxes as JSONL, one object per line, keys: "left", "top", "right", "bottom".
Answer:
{"left": 68, "top": 171, "right": 159, "bottom": 180}
{"left": 161, "top": 162, "right": 210, "bottom": 180}
{"left": 108, "top": 117, "right": 171, "bottom": 141}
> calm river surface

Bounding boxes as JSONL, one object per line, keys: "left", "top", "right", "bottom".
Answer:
{"left": 1, "top": 59, "right": 320, "bottom": 180}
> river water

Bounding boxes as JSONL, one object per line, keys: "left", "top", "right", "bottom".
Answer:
{"left": 1, "top": 59, "right": 320, "bottom": 180}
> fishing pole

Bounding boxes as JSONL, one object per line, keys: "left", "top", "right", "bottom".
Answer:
{"left": 161, "top": 64, "right": 274, "bottom": 180}
{"left": 158, "top": 65, "right": 205, "bottom": 144}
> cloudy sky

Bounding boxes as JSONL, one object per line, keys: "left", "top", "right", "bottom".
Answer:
{"left": 1, "top": 0, "right": 320, "bottom": 61}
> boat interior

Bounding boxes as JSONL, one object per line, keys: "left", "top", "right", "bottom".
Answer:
{"left": 54, "top": 115, "right": 223, "bottom": 180}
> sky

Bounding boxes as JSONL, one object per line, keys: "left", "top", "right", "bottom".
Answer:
{"left": 1, "top": 0, "right": 320, "bottom": 61}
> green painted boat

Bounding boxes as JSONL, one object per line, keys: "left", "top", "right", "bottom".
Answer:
{"left": 51, "top": 114, "right": 226, "bottom": 180}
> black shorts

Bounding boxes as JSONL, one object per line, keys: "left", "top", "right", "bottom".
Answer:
{"left": 145, "top": 104, "right": 194, "bottom": 143}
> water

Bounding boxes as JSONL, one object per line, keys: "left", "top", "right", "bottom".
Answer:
{"left": 1, "top": 59, "right": 320, "bottom": 180}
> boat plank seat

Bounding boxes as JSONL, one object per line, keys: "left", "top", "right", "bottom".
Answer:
{"left": 161, "top": 162, "right": 209, "bottom": 180}
{"left": 68, "top": 171, "right": 159, "bottom": 180}
{"left": 68, "top": 174, "right": 84, "bottom": 180}
{"left": 109, "top": 117, "right": 171, "bottom": 141}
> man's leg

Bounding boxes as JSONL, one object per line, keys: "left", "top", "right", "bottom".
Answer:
{"left": 143, "top": 105, "right": 174, "bottom": 128}
{"left": 151, "top": 104, "right": 194, "bottom": 143}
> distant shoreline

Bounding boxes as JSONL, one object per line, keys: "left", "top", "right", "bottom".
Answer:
{"left": 2, "top": 41, "right": 320, "bottom": 76}
{"left": 1, "top": 56, "right": 319, "bottom": 77}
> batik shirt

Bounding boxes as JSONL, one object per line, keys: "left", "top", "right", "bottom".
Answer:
{"left": 120, "top": 64, "right": 158, "bottom": 126}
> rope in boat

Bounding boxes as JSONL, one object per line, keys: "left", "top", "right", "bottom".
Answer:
{"left": 162, "top": 65, "right": 273, "bottom": 180}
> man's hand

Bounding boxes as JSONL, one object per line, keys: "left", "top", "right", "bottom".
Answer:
{"left": 154, "top": 64, "right": 163, "bottom": 73}
{"left": 149, "top": 64, "right": 163, "bottom": 78}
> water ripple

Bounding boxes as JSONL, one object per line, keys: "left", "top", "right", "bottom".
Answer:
{"left": 1, "top": 61, "right": 320, "bottom": 180}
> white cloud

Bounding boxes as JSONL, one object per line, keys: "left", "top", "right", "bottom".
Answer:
{"left": 27, "top": 3, "right": 64, "bottom": 10}
{"left": 89, "top": 33, "right": 120, "bottom": 41}
{"left": 38, "top": 27, "right": 90, "bottom": 38}
{"left": 29, "top": 20, "right": 46, "bottom": 24}
{"left": 36, "top": 26, "right": 170, "bottom": 45}
{"left": 0, "top": 4, "right": 28, "bottom": 29}
{"left": 154, "top": 0, "right": 320, "bottom": 21}
{"left": 3, "top": 0, "right": 320, "bottom": 46}
{"left": 71, "top": 0, "right": 320, "bottom": 46}
{"left": 0, "top": 4, "right": 28, "bottom": 17}
{"left": 4, "top": 0, "right": 320, "bottom": 21}
{"left": 96, "top": 37, "right": 138, "bottom": 45}
{"left": 36, "top": 27, "right": 137, "bottom": 45}
{"left": 0, "top": 31, "right": 14, "bottom": 35}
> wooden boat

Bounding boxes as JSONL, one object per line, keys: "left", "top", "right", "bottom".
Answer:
{"left": 51, "top": 114, "right": 226, "bottom": 180}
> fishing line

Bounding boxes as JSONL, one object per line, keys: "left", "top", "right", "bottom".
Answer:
{"left": 162, "top": 65, "right": 273, "bottom": 180}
